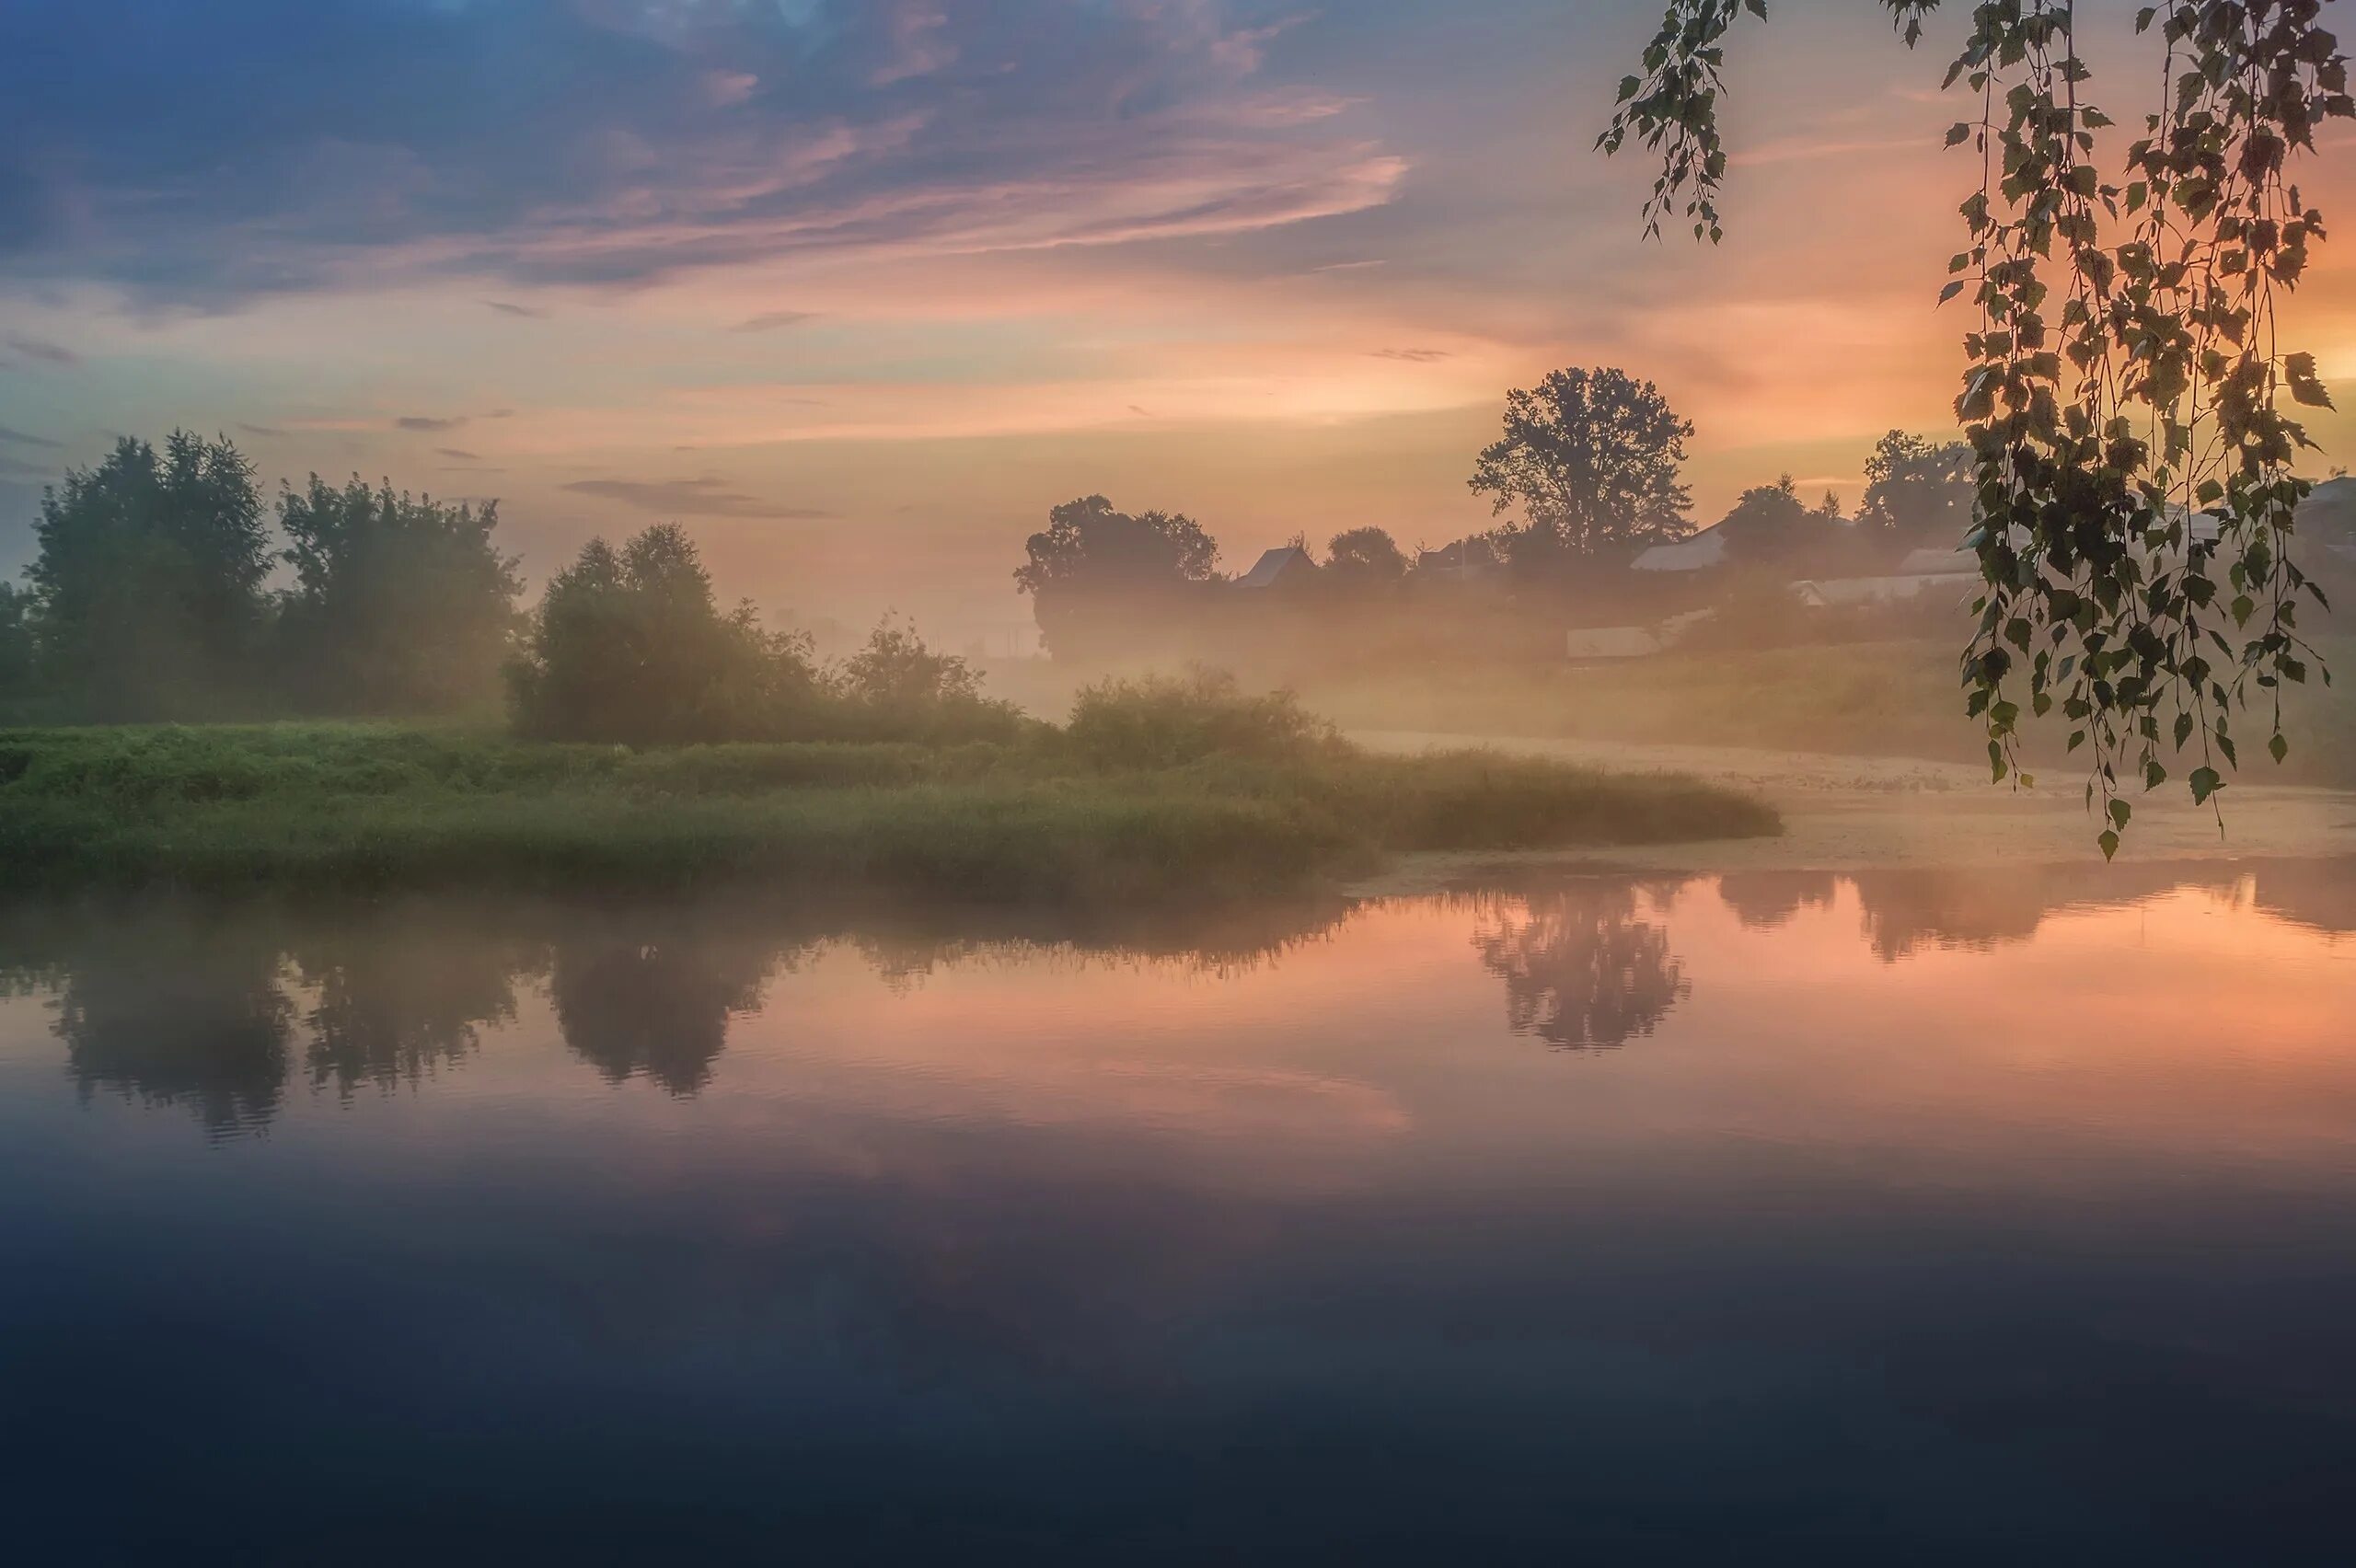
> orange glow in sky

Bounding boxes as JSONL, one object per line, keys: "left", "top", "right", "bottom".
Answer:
{"left": 7, "top": 1, "right": 2356, "bottom": 639}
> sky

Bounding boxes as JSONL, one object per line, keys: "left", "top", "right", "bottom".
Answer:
{"left": 6, "top": 0, "right": 2356, "bottom": 642}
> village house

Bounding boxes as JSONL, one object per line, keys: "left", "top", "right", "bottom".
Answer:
{"left": 1237, "top": 544, "right": 1318, "bottom": 589}
{"left": 1629, "top": 522, "right": 1729, "bottom": 574}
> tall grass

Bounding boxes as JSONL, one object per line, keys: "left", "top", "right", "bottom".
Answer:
{"left": 1067, "top": 667, "right": 1338, "bottom": 767}
{"left": 0, "top": 718, "right": 1777, "bottom": 898}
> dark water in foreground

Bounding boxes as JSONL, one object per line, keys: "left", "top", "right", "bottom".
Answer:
{"left": 4, "top": 862, "right": 2354, "bottom": 1564}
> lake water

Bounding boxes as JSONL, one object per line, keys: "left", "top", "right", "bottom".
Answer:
{"left": 4, "top": 861, "right": 2354, "bottom": 1563}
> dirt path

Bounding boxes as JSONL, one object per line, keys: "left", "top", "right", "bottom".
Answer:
{"left": 1353, "top": 730, "right": 2356, "bottom": 873}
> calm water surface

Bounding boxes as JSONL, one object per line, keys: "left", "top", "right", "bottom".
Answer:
{"left": 4, "top": 862, "right": 2354, "bottom": 1563}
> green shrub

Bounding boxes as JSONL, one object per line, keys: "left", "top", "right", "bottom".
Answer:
{"left": 824, "top": 617, "right": 1032, "bottom": 744}
{"left": 1067, "top": 667, "right": 1339, "bottom": 768}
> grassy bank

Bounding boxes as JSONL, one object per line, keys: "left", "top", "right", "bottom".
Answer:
{"left": 0, "top": 723, "right": 1778, "bottom": 899}
{"left": 1278, "top": 636, "right": 2356, "bottom": 786}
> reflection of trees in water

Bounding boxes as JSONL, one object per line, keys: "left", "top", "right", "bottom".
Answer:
{"left": 1847, "top": 870, "right": 2064, "bottom": 961}
{"left": 1845, "top": 864, "right": 2254, "bottom": 962}
{"left": 838, "top": 893, "right": 1357, "bottom": 991}
{"left": 0, "top": 894, "right": 1368, "bottom": 1132}
{"left": 292, "top": 921, "right": 524, "bottom": 1097}
{"left": 1470, "top": 882, "right": 1690, "bottom": 1050}
{"left": 1716, "top": 871, "right": 1837, "bottom": 930}
{"left": 1708, "top": 862, "right": 2356, "bottom": 961}
{"left": 42, "top": 921, "right": 294, "bottom": 1139}
{"left": 548, "top": 933, "right": 779, "bottom": 1097}
{"left": 7, "top": 859, "right": 2350, "bottom": 1135}
{"left": 2247, "top": 859, "right": 2356, "bottom": 939}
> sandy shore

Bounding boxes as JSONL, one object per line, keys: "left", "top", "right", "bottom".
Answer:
{"left": 1351, "top": 730, "right": 2356, "bottom": 877}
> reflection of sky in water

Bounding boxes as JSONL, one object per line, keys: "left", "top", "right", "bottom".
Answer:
{"left": 1, "top": 864, "right": 2352, "bottom": 1562}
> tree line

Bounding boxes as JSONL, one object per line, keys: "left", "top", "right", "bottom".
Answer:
{"left": 0, "top": 431, "right": 1004, "bottom": 742}
{"left": 2, "top": 432, "right": 518, "bottom": 722}
{"left": 1011, "top": 365, "right": 1983, "bottom": 659}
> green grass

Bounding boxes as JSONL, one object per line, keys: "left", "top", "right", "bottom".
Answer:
{"left": 0, "top": 722, "right": 1779, "bottom": 899}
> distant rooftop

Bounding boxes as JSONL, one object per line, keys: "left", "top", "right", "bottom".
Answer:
{"left": 1631, "top": 523, "right": 1727, "bottom": 573}
{"left": 1238, "top": 546, "right": 1315, "bottom": 589}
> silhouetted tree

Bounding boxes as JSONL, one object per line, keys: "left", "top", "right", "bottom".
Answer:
{"left": 1467, "top": 367, "right": 1692, "bottom": 571}
{"left": 1323, "top": 526, "right": 1408, "bottom": 587}
{"left": 275, "top": 476, "right": 523, "bottom": 713}
{"left": 1715, "top": 475, "right": 1845, "bottom": 565}
{"left": 1857, "top": 431, "right": 1972, "bottom": 549}
{"left": 1013, "top": 495, "right": 1221, "bottom": 655}
{"left": 28, "top": 432, "right": 271, "bottom": 719}
{"left": 506, "top": 524, "right": 820, "bottom": 743}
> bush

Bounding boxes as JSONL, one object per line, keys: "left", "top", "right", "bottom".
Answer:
{"left": 1066, "top": 667, "right": 1339, "bottom": 768}
{"left": 828, "top": 617, "right": 1030, "bottom": 744}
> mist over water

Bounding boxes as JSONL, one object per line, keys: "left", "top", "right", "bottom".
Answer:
{"left": 5, "top": 863, "right": 2353, "bottom": 1562}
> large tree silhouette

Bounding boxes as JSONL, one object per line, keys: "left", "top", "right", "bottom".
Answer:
{"left": 28, "top": 432, "right": 271, "bottom": 719}
{"left": 275, "top": 476, "right": 523, "bottom": 714}
{"left": 1013, "top": 494, "right": 1222, "bottom": 656}
{"left": 1467, "top": 367, "right": 1693, "bottom": 569}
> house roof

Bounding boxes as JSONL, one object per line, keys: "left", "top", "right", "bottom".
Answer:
{"left": 1238, "top": 546, "right": 1315, "bottom": 588}
{"left": 1630, "top": 524, "right": 1727, "bottom": 573}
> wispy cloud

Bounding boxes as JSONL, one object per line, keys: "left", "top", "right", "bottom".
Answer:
{"left": 0, "top": 423, "right": 63, "bottom": 447}
{"left": 435, "top": 447, "right": 481, "bottom": 461}
{"left": 4, "top": 334, "right": 77, "bottom": 365}
{"left": 484, "top": 300, "right": 546, "bottom": 317}
{"left": 1728, "top": 134, "right": 1910, "bottom": 168}
{"left": 1371, "top": 348, "right": 1450, "bottom": 362}
{"left": 561, "top": 477, "right": 832, "bottom": 520}
{"left": 0, "top": 1, "right": 1403, "bottom": 304}
{"left": 236, "top": 422, "right": 286, "bottom": 438}
{"left": 872, "top": 4, "right": 955, "bottom": 87}
{"left": 734, "top": 310, "right": 818, "bottom": 333}
{"left": 396, "top": 415, "right": 467, "bottom": 432}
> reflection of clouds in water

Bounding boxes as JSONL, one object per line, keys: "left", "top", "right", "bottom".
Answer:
{"left": 1470, "top": 881, "right": 1692, "bottom": 1051}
